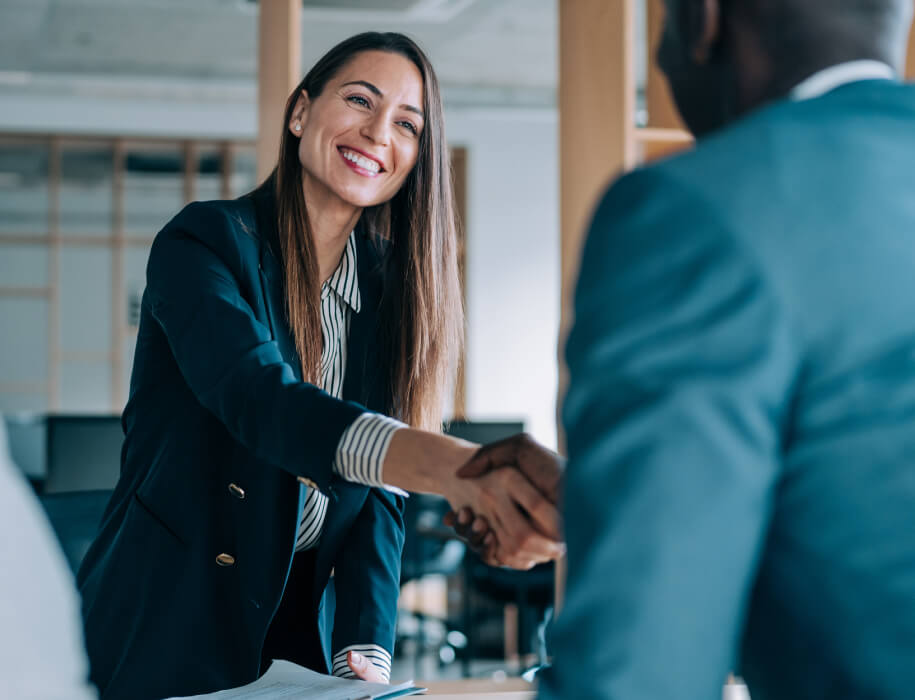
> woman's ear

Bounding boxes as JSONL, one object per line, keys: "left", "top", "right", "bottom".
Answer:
{"left": 288, "top": 89, "right": 311, "bottom": 136}
{"left": 687, "top": 0, "right": 722, "bottom": 65}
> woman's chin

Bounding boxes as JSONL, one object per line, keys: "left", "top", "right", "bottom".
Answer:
{"left": 335, "top": 188, "right": 392, "bottom": 210}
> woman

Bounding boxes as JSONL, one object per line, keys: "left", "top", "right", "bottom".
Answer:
{"left": 77, "top": 32, "right": 562, "bottom": 700}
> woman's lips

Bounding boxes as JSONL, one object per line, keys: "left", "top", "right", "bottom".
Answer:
{"left": 338, "top": 146, "right": 384, "bottom": 177}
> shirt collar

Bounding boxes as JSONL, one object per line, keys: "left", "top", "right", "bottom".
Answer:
{"left": 790, "top": 60, "right": 896, "bottom": 101}
{"left": 322, "top": 231, "right": 362, "bottom": 313}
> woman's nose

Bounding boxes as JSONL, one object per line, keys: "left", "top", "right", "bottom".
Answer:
{"left": 361, "top": 113, "right": 391, "bottom": 145}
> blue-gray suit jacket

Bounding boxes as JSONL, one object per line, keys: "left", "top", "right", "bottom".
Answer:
{"left": 542, "top": 79, "right": 915, "bottom": 699}
{"left": 77, "top": 186, "right": 405, "bottom": 700}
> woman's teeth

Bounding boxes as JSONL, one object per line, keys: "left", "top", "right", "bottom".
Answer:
{"left": 341, "top": 149, "right": 381, "bottom": 173}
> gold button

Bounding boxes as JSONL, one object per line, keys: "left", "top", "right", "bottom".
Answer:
{"left": 215, "top": 553, "right": 235, "bottom": 567}
{"left": 297, "top": 476, "right": 318, "bottom": 489}
{"left": 228, "top": 483, "right": 245, "bottom": 499}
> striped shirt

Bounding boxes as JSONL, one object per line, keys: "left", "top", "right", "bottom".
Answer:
{"left": 293, "top": 231, "right": 404, "bottom": 682}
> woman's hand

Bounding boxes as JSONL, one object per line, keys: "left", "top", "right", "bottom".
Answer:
{"left": 346, "top": 650, "right": 388, "bottom": 684}
{"left": 444, "top": 506, "right": 500, "bottom": 566}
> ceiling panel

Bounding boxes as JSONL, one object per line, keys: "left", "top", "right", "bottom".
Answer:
{"left": 0, "top": 0, "right": 557, "bottom": 92}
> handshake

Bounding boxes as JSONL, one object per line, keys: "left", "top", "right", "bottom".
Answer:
{"left": 443, "top": 433, "right": 566, "bottom": 571}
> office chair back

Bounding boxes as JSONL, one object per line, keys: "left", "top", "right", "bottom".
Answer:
{"left": 39, "top": 489, "right": 113, "bottom": 574}
{"left": 44, "top": 415, "right": 123, "bottom": 493}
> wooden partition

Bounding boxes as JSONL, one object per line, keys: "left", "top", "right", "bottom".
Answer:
{"left": 908, "top": 19, "right": 915, "bottom": 80}
{"left": 257, "top": 0, "right": 302, "bottom": 182}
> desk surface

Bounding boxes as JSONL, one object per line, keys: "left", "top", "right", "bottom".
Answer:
{"left": 419, "top": 677, "right": 535, "bottom": 698}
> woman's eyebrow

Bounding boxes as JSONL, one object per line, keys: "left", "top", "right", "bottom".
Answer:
{"left": 341, "top": 79, "right": 425, "bottom": 119}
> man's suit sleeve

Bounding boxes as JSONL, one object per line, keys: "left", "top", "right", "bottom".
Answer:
{"left": 330, "top": 489, "right": 406, "bottom": 680}
{"left": 541, "top": 168, "right": 800, "bottom": 699}
{"left": 145, "top": 203, "right": 365, "bottom": 490}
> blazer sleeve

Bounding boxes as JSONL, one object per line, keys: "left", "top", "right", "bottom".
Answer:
{"left": 145, "top": 202, "right": 366, "bottom": 490}
{"left": 540, "top": 168, "right": 801, "bottom": 700}
{"left": 330, "top": 488, "right": 405, "bottom": 672}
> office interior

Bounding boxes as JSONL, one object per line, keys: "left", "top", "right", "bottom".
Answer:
{"left": 2, "top": 0, "right": 914, "bottom": 689}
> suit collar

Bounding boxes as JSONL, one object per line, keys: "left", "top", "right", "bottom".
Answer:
{"left": 791, "top": 60, "right": 896, "bottom": 101}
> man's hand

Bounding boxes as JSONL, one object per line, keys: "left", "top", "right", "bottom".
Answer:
{"left": 441, "top": 466, "right": 564, "bottom": 570}
{"left": 458, "top": 433, "right": 565, "bottom": 503}
{"left": 346, "top": 650, "right": 387, "bottom": 684}
{"left": 445, "top": 434, "right": 566, "bottom": 566}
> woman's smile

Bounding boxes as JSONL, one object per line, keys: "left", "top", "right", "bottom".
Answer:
{"left": 337, "top": 145, "right": 386, "bottom": 177}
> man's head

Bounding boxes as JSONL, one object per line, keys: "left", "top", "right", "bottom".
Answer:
{"left": 658, "top": 0, "right": 914, "bottom": 136}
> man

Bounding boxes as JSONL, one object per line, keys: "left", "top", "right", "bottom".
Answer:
{"left": 540, "top": 1, "right": 915, "bottom": 698}
{"left": 0, "top": 419, "right": 97, "bottom": 699}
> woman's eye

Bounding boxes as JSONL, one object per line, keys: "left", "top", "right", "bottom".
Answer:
{"left": 347, "top": 95, "right": 370, "bottom": 108}
{"left": 398, "top": 121, "right": 418, "bottom": 135}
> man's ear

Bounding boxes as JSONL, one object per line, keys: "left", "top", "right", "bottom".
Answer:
{"left": 288, "top": 89, "right": 311, "bottom": 136}
{"left": 687, "top": 0, "right": 722, "bottom": 64}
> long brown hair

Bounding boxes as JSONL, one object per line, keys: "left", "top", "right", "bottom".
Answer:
{"left": 260, "top": 32, "right": 462, "bottom": 431}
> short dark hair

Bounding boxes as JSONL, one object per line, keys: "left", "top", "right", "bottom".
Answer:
{"left": 731, "top": 0, "right": 913, "bottom": 69}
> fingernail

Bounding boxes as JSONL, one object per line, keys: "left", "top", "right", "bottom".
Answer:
{"left": 351, "top": 652, "right": 363, "bottom": 664}
{"left": 458, "top": 510, "right": 471, "bottom": 525}
{"left": 484, "top": 533, "right": 495, "bottom": 546}
{"left": 472, "top": 519, "right": 486, "bottom": 533}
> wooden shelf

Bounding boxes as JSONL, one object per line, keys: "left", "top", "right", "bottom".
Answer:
{"left": 635, "top": 127, "right": 693, "bottom": 144}
{"left": 0, "top": 286, "right": 51, "bottom": 298}
{"left": 635, "top": 127, "right": 694, "bottom": 162}
{"left": 0, "top": 381, "right": 48, "bottom": 393}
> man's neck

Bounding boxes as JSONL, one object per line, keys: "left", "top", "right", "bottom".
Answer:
{"left": 738, "top": 52, "right": 895, "bottom": 116}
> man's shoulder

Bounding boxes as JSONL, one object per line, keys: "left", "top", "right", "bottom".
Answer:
{"left": 650, "top": 80, "right": 915, "bottom": 194}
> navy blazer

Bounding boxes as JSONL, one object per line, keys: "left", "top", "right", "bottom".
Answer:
{"left": 77, "top": 186, "right": 405, "bottom": 700}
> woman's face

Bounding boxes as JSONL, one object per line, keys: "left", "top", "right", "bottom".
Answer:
{"left": 290, "top": 50, "right": 426, "bottom": 210}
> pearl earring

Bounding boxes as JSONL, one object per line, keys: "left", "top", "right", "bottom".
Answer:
{"left": 294, "top": 124, "right": 302, "bottom": 132}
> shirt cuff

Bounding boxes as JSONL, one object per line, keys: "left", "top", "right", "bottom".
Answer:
{"left": 331, "top": 644, "right": 392, "bottom": 682}
{"left": 333, "top": 413, "right": 408, "bottom": 496}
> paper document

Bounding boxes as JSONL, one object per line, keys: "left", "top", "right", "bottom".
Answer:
{"left": 166, "top": 660, "right": 424, "bottom": 700}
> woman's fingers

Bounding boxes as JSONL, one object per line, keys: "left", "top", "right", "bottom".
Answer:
{"left": 347, "top": 651, "right": 387, "bottom": 684}
{"left": 443, "top": 507, "right": 492, "bottom": 550}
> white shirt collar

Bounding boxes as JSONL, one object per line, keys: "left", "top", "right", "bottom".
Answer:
{"left": 321, "top": 231, "right": 361, "bottom": 313}
{"left": 790, "top": 60, "right": 896, "bottom": 101}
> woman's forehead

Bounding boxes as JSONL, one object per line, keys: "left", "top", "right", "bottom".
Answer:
{"left": 332, "top": 51, "right": 424, "bottom": 101}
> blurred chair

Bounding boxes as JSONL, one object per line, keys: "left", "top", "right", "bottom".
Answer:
{"left": 1, "top": 412, "right": 46, "bottom": 488}
{"left": 33, "top": 415, "right": 121, "bottom": 574}
{"left": 443, "top": 420, "right": 525, "bottom": 451}
{"left": 38, "top": 489, "right": 112, "bottom": 574}
{"left": 398, "top": 492, "right": 467, "bottom": 674}
{"left": 462, "top": 556, "right": 554, "bottom": 671}
{"left": 44, "top": 415, "right": 123, "bottom": 493}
